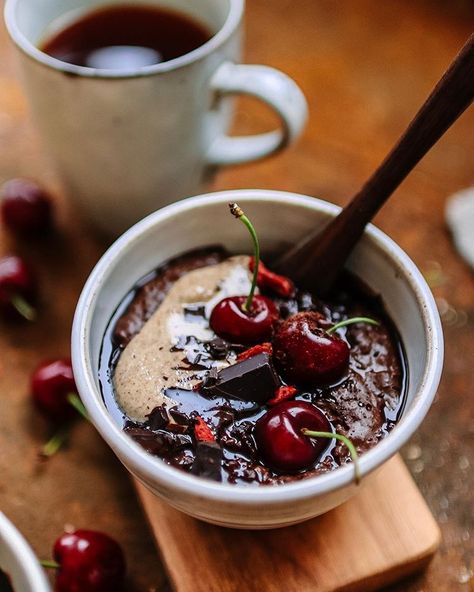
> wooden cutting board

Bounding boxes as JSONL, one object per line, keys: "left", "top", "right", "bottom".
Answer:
{"left": 135, "top": 455, "right": 440, "bottom": 592}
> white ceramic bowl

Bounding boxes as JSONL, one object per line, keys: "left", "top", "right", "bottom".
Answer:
{"left": 72, "top": 190, "right": 443, "bottom": 529}
{"left": 0, "top": 513, "right": 51, "bottom": 592}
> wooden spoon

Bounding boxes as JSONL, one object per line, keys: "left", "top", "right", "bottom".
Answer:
{"left": 273, "top": 33, "right": 474, "bottom": 295}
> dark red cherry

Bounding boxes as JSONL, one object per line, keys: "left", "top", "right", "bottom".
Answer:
{"left": 254, "top": 400, "right": 331, "bottom": 473}
{"left": 273, "top": 312, "right": 349, "bottom": 386}
{"left": 31, "top": 359, "right": 77, "bottom": 423}
{"left": 1, "top": 178, "right": 53, "bottom": 235}
{"left": 210, "top": 295, "right": 278, "bottom": 345}
{"left": 53, "top": 530, "right": 126, "bottom": 592}
{"left": 0, "top": 255, "right": 37, "bottom": 321}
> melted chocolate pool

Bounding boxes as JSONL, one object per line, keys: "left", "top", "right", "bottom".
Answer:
{"left": 99, "top": 247, "right": 407, "bottom": 486}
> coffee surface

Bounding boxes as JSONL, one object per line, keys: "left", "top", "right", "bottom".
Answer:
{"left": 40, "top": 5, "right": 212, "bottom": 69}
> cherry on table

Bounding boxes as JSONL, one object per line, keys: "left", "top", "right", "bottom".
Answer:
{"left": 273, "top": 311, "right": 350, "bottom": 387}
{"left": 254, "top": 400, "right": 331, "bottom": 473}
{"left": 210, "top": 294, "right": 278, "bottom": 345}
{"left": 0, "top": 255, "right": 37, "bottom": 321}
{"left": 1, "top": 178, "right": 53, "bottom": 235}
{"left": 31, "top": 358, "right": 78, "bottom": 423}
{"left": 53, "top": 530, "right": 126, "bottom": 592}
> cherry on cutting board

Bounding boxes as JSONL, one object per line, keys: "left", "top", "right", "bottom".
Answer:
{"left": 254, "top": 400, "right": 331, "bottom": 473}
{"left": 52, "top": 530, "right": 126, "bottom": 592}
{"left": 0, "top": 255, "right": 37, "bottom": 321}
{"left": 210, "top": 294, "right": 278, "bottom": 345}
{"left": 31, "top": 358, "right": 79, "bottom": 423}
{"left": 273, "top": 311, "right": 350, "bottom": 387}
{"left": 1, "top": 178, "right": 53, "bottom": 235}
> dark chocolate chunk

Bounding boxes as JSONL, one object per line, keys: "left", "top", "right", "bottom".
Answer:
{"left": 124, "top": 426, "right": 191, "bottom": 456}
{"left": 168, "top": 406, "right": 191, "bottom": 426}
{"left": 146, "top": 405, "right": 169, "bottom": 430}
{"left": 201, "top": 352, "right": 280, "bottom": 404}
{"left": 205, "top": 337, "right": 229, "bottom": 359}
{"left": 191, "top": 441, "right": 223, "bottom": 481}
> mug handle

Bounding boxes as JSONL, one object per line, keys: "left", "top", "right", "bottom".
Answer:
{"left": 206, "top": 62, "right": 308, "bottom": 166}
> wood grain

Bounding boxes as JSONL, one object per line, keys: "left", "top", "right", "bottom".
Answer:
{"left": 136, "top": 456, "right": 440, "bottom": 592}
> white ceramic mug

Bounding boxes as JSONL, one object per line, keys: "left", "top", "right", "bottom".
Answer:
{"left": 72, "top": 190, "right": 444, "bottom": 529}
{"left": 4, "top": 0, "right": 308, "bottom": 236}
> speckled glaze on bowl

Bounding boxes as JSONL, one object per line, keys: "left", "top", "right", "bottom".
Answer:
{"left": 72, "top": 190, "right": 443, "bottom": 529}
{"left": 0, "top": 513, "right": 51, "bottom": 591}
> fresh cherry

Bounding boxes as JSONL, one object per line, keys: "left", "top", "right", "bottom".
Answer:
{"left": 273, "top": 311, "right": 350, "bottom": 387}
{"left": 210, "top": 203, "right": 280, "bottom": 345}
{"left": 31, "top": 358, "right": 78, "bottom": 423}
{"left": 210, "top": 295, "right": 278, "bottom": 345}
{"left": 1, "top": 178, "right": 53, "bottom": 235}
{"left": 52, "top": 530, "right": 126, "bottom": 592}
{"left": 0, "top": 255, "right": 37, "bottom": 321}
{"left": 254, "top": 400, "right": 331, "bottom": 473}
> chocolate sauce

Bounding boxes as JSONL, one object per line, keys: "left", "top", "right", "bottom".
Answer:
{"left": 99, "top": 248, "right": 407, "bottom": 485}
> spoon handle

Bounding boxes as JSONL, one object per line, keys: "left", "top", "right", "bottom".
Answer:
{"left": 274, "top": 33, "right": 474, "bottom": 295}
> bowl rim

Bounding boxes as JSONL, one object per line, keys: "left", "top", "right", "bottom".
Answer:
{"left": 72, "top": 189, "right": 444, "bottom": 505}
{"left": 0, "top": 512, "right": 51, "bottom": 592}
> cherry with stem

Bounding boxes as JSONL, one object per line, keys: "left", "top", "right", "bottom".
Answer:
{"left": 273, "top": 312, "right": 379, "bottom": 387}
{"left": 210, "top": 203, "right": 278, "bottom": 345}
{"left": 40, "top": 530, "right": 126, "bottom": 592}
{"left": 255, "top": 400, "right": 360, "bottom": 483}
{"left": 32, "top": 358, "right": 89, "bottom": 459}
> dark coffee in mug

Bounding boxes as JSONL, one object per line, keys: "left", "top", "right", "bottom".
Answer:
{"left": 40, "top": 4, "right": 212, "bottom": 69}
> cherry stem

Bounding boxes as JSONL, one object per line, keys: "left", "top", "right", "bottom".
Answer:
{"left": 327, "top": 316, "right": 379, "bottom": 335}
{"left": 40, "top": 560, "right": 60, "bottom": 570}
{"left": 229, "top": 202, "right": 260, "bottom": 313}
{"left": 301, "top": 429, "right": 361, "bottom": 484}
{"left": 39, "top": 395, "right": 88, "bottom": 459}
{"left": 67, "top": 393, "right": 89, "bottom": 420}
{"left": 40, "top": 427, "right": 69, "bottom": 459}
{"left": 11, "top": 294, "right": 36, "bottom": 322}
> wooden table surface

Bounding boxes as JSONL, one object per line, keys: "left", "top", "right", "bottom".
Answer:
{"left": 0, "top": 1, "right": 473, "bottom": 591}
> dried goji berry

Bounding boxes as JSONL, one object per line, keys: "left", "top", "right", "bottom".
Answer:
{"left": 249, "top": 257, "right": 295, "bottom": 298}
{"left": 194, "top": 416, "right": 215, "bottom": 442}
{"left": 237, "top": 342, "right": 273, "bottom": 361}
{"left": 267, "top": 385, "right": 298, "bottom": 406}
